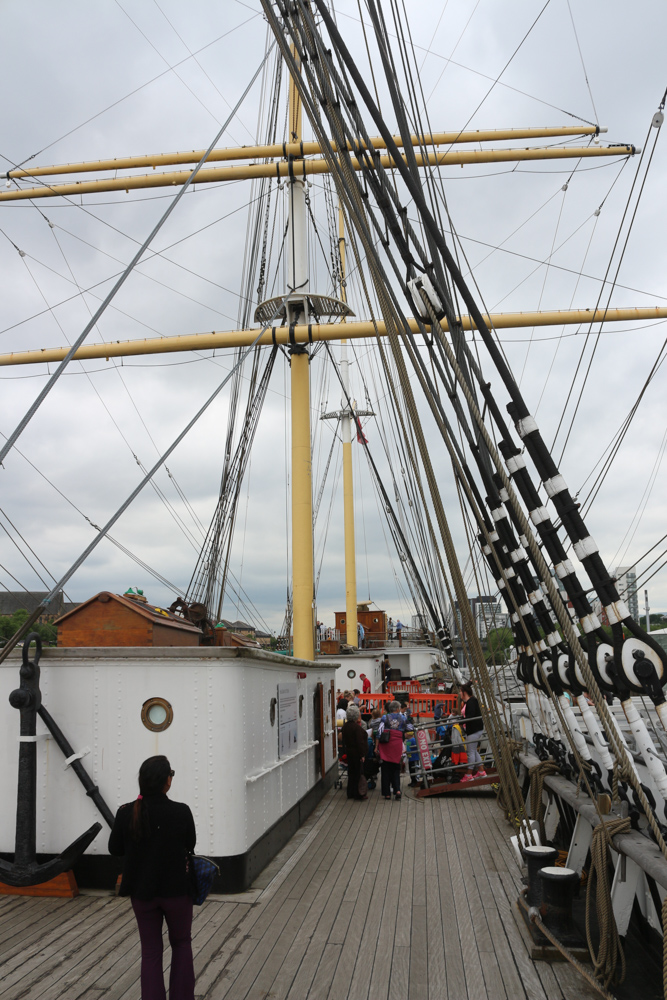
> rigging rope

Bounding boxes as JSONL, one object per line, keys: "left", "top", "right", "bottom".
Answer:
{"left": 0, "top": 48, "right": 274, "bottom": 470}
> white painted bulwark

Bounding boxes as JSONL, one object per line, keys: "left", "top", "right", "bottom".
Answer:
{"left": 322, "top": 646, "right": 444, "bottom": 692}
{"left": 0, "top": 647, "right": 337, "bottom": 872}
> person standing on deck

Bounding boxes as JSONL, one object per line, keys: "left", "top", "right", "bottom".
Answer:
{"left": 381, "top": 653, "right": 390, "bottom": 693}
{"left": 460, "top": 683, "right": 486, "bottom": 781}
{"left": 377, "top": 700, "right": 413, "bottom": 800}
{"left": 357, "top": 621, "right": 365, "bottom": 648}
{"left": 360, "top": 672, "right": 371, "bottom": 694}
{"left": 109, "top": 755, "right": 196, "bottom": 1000}
{"left": 341, "top": 705, "right": 369, "bottom": 801}
{"left": 395, "top": 619, "right": 404, "bottom": 647}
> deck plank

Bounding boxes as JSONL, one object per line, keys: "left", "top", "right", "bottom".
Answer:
{"left": 284, "top": 798, "right": 380, "bottom": 999}
{"left": 456, "top": 798, "right": 530, "bottom": 1000}
{"left": 431, "top": 795, "right": 465, "bottom": 1000}
{"left": 551, "top": 960, "right": 602, "bottom": 999}
{"left": 0, "top": 783, "right": 605, "bottom": 1000}
{"left": 451, "top": 797, "right": 507, "bottom": 999}
{"left": 340, "top": 798, "right": 398, "bottom": 1000}
{"left": 366, "top": 796, "right": 410, "bottom": 1000}
{"left": 438, "top": 797, "right": 489, "bottom": 1000}
{"left": 0, "top": 897, "right": 114, "bottom": 999}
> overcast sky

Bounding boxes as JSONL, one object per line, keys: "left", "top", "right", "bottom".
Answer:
{"left": 0, "top": 0, "right": 665, "bottom": 633}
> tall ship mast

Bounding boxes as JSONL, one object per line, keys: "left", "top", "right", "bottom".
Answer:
{"left": 1, "top": 3, "right": 667, "bottom": 997}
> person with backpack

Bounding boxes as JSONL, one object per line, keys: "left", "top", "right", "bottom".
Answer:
{"left": 377, "top": 700, "right": 413, "bottom": 799}
{"left": 109, "top": 755, "right": 196, "bottom": 1000}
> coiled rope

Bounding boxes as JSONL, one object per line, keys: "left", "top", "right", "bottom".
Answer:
{"left": 528, "top": 759, "right": 561, "bottom": 843}
{"left": 585, "top": 817, "right": 631, "bottom": 989}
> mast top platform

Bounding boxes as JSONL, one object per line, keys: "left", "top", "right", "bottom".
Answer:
{"left": 254, "top": 293, "right": 354, "bottom": 326}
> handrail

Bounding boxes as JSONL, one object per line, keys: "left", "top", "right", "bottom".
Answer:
{"left": 245, "top": 739, "right": 319, "bottom": 783}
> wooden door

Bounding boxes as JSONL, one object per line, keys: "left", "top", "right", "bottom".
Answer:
{"left": 314, "top": 682, "right": 326, "bottom": 777}
{"left": 330, "top": 680, "right": 337, "bottom": 760}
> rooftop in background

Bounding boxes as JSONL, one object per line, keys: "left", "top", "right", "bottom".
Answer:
{"left": 219, "top": 618, "right": 272, "bottom": 639}
{"left": 0, "top": 591, "right": 79, "bottom": 620}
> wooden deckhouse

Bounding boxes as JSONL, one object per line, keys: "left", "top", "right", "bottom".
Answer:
{"left": 55, "top": 591, "right": 202, "bottom": 647}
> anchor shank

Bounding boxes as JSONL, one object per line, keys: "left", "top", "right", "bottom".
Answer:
{"left": 14, "top": 707, "right": 37, "bottom": 869}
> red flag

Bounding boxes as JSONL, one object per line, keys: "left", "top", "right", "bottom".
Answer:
{"left": 355, "top": 419, "right": 368, "bottom": 444}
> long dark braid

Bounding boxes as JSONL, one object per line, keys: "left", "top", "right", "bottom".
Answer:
{"left": 130, "top": 755, "right": 172, "bottom": 841}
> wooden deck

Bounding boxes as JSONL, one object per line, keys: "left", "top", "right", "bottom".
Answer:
{"left": 0, "top": 782, "right": 600, "bottom": 1000}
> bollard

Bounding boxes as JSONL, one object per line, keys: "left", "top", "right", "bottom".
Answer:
{"left": 522, "top": 846, "right": 558, "bottom": 907}
{"left": 538, "top": 866, "right": 584, "bottom": 948}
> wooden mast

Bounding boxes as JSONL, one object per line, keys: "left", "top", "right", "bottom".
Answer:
{"left": 287, "top": 45, "right": 316, "bottom": 662}
{"left": 338, "top": 207, "right": 358, "bottom": 649}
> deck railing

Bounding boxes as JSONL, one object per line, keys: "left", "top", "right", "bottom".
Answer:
{"left": 356, "top": 692, "right": 458, "bottom": 717}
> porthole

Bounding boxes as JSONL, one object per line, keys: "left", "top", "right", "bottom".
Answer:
{"left": 141, "top": 697, "right": 173, "bottom": 733}
{"left": 347, "top": 669, "right": 356, "bottom": 680}
{"left": 340, "top": 617, "right": 346, "bottom": 624}
{"left": 373, "top": 617, "right": 379, "bottom": 623}
{"left": 270, "top": 697, "right": 277, "bottom": 726}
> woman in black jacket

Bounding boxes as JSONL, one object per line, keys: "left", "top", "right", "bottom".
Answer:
{"left": 341, "top": 704, "right": 369, "bottom": 801}
{"left": 109, "top": 755, "right": 196, "bottom": 1000}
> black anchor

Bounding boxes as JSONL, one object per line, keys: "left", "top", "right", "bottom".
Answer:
{"left": 0, "top": 633, "right": 102, "bottom": 887}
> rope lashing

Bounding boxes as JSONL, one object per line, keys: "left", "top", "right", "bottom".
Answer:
{"left": 611, "top": 759, "right": 634, "bottom": 803}
{"left": 585, "top": 817, "right": 631, "bottom": 989}
{"left": 527, "top": 904, "right": 618, "bottom": 1000}
{"left": 529, "top": 759, "right": 561, "bottom": 843}
{"left": 575, "top": 757, "right": 593, "bottom": 798}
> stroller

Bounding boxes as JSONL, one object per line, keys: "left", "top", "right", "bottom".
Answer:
{"left": 335, "top": 753, "right": 348, "bottom": 790}
{"left": 363, "top": 751, "right": 380, "bottom": 790}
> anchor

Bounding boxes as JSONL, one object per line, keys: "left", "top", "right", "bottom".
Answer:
{"left": 0, "top": 633, "right": 102, "bottom": 888}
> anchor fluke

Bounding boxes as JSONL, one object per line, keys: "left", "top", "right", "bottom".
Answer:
{"left": 0, "top": 822, "right": 102, "bottom": 887}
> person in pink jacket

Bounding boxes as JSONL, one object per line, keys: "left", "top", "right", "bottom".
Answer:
{"left": 377, "top": 701, "right": 413, "bottom": 800}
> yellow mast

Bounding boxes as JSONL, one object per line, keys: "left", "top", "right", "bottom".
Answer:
{"left": 338, "top": 208, "right": 358, "bottom": 649}
{"left": 4, "top": 306, "right": 665, "bottom": 367}
{"left": 2, "top": 125, "right": 608, "bottom": 178}
{"left": 287, "top": 47, "right": 315, "bottom": 661}
{"left": 0, "top": 144, "right": 637, "bottom": 202}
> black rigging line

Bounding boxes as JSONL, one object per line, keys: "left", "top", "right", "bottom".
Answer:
{"left": 0, "top": 14, "right": 261, "bottom": 171}
{"left": 280, "top": 0, "right": 659, "bottom": 658}
{"left": 0, "top": 50, "right": 274, "bottom": 470}
{"left": 552, "top": 97, "right": 666, "bottom": 461}
{"left": 324, "top": 343, "right": 455, "bottom": 661}
{"left": 335, "top": 8, "right": 595, "bottom": 124}
{"left": 578, "top": 339, "right": 667, "bottom": 518}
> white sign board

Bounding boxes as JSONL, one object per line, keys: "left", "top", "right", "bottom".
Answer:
{"left": 278, "top": 682, "right": 298, "bottom": 757}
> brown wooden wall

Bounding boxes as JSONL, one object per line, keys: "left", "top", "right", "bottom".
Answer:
{"left": 334, "top": 610, "right": 386, "bottom": 643}
{"left": 58, "top": 599, "right": 199, "bottom": 647}
{"left": 152, "top": 622, "right": 199, "bottom": 647}
{"left": 59, "top": 601, "right": 151, "bottom": 647}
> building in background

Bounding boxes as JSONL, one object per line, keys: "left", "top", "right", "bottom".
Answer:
{"left": 448, "top": 596, "right": 508, "bottom": 640}
{"left": 0, "top": 590, "right": 79, "bottom": 623}
{"left": 611, "top": 566, "right": 639, "bottom": 620}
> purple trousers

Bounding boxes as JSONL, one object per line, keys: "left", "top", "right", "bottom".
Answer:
{"left": 131, "top": 895, "right": 195, "bottom": 1000}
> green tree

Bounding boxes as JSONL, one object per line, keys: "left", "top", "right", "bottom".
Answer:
{"left": 486, "top": 626, "right": 513, "bottom": 662}
{"left": 0, "top": 610, "right": 57, "bottom": 645}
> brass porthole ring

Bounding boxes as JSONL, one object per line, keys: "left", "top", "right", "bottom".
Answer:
{"left": 141, "top": 697, "right": 173, "bottom": 732}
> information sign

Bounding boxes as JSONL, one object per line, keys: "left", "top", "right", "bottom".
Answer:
{"left": 278, "top": 682, "right": 298, "bottom": 757}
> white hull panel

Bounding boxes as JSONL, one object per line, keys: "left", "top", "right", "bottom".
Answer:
{"left": 0, "top": 646, "right": 337, "bottom": 861}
